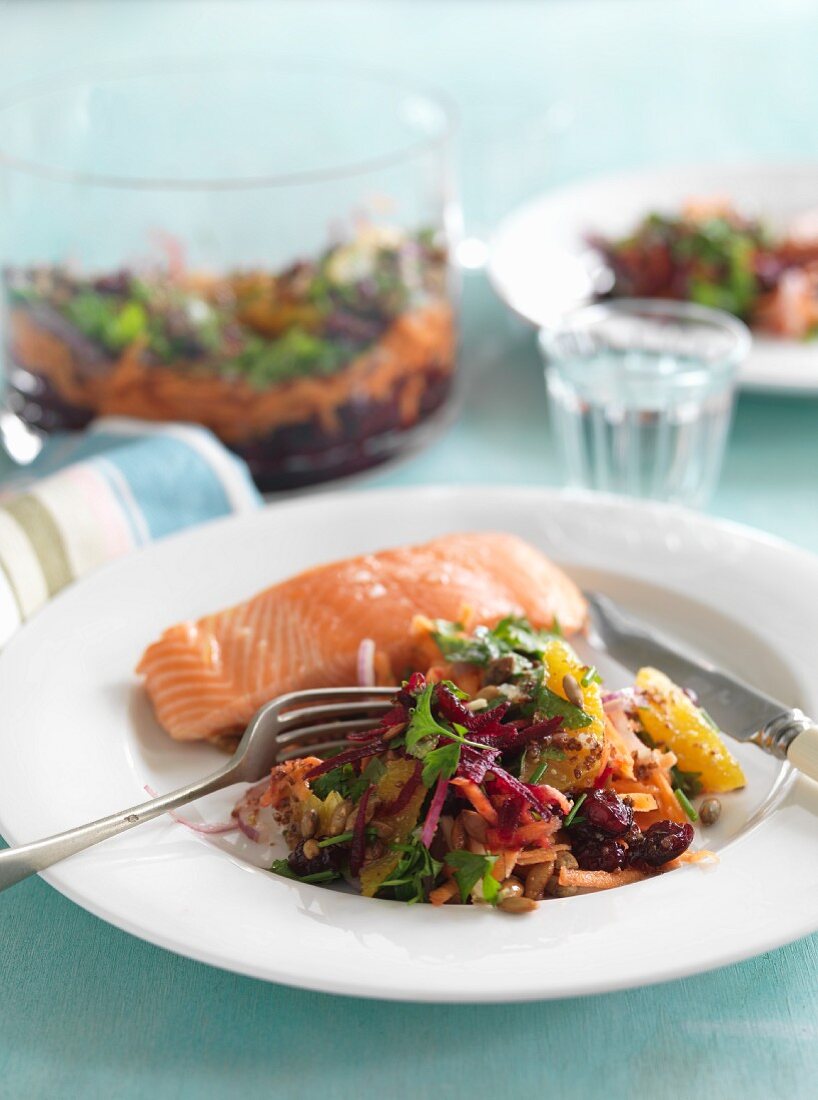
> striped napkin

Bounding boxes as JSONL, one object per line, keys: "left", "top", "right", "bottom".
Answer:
{"left": 0, "top": 418, "right": 261, "bottom": 645}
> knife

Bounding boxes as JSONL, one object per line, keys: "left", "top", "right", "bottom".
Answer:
{"left": 584, "top": 591, "right": 818, "bottom": 782}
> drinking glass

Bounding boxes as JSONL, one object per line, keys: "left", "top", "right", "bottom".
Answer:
{"left": 539, "top": 299, "right": 751, "bottom": 507}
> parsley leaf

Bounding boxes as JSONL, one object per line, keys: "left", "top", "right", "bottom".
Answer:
{"left": 378, "top": 832, "right": 443, "bottom": 903}
{"left": 310, "top": 757, "right": 386, "bottom": 802}
{"left": 430, "top": 615, "right": 561, "bottom": 669}
{"left": 348, "top": 757, "right": 387, "bottom": 802}
{"left": 404, "top": 683, "right": 453, "bottom": 756}
{"left": 431, "top": 621, "right": 503, "bottom": 665}
{"left": 310, "top": 763, "right": 356, "bottom": 801}
{"left": 445, "top": 850, "right": 500, "bottom": 904}
{"left": 421, "top": 741, "right": 461, "bottom": 788}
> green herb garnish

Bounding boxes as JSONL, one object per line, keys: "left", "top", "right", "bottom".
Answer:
{"left": 270, "top": 859, "right": 339, "bottom": 885}
{"left": 674, "top": 788, "right": 699, "bottom": 823}
{"left": 317, "top": 832, "right": 353, "bottom": 848}
{"left": 430, "top": 615, "right": 560, "bottom": 669}
{"left": 378, "top": 833, "right": 443, "bottom": 904}
{"left": 581, "top": 666, "right": 602, "bottom": 687}
{"left": 310, "top": 757, "right": 386, "bottom": 802}
{"left": 563, "top": 792, "right": 587, "bottom": 828}
{"left": 670, "top": 765, "right": 703, "bottom": 799}
{"left": 528, "top": 747, "right": 567, "bottom": 785}
{"left": 525, "top": 671, "right": 595, "bottom": 730}
{"left": 445, "top": 850, "right": 500, "bottom": 905}
{"left": 421, "top": 741, "right": 461, "bottom": 788}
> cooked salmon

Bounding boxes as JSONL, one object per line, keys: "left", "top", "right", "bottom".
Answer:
{"left": 137, "top": 531, "right": 586, "bottom": 742}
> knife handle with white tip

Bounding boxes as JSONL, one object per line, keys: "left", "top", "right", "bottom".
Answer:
{"left": 755, "top": 710, "right": 818, "bottom": 781}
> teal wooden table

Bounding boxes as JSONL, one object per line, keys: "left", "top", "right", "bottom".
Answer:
{"left": 3, "top": 2, "right": 818, "bottom": 1097}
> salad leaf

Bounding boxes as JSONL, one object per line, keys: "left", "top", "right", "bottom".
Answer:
{"left": 670, "top": 764, "right": 703, "bottom": 799}
{"left": 310, "top": 757, "right": 386, "bottom": 802}
{"left": 525, "top": 671, "right": 595, "bottom": 730}
{"left": 404, "top": 683, "right": 454, "bottom": 756}
{"left": 431, "top": 615, "right": 561, "bottom": 668}
{"left": 445, "top": 850, "right": 500, "bottom": 904}
{"left": 378, "top": 833, "right": 443, "bottom": 904}
{"left": 270, "top": 859, "right": 340, "bottom": 885}
{"left": 421, "top": 741, "right": 461, "bottom": 788}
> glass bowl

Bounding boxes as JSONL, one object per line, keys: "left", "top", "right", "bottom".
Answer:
{"left": 0, "top": 60, "right": 459, "bottom": 490}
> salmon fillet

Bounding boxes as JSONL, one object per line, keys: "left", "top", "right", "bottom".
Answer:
{"left": 137, "top": 531, "right": 586, "bottom": 742}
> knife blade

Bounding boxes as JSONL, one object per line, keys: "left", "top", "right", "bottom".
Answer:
{"left": 584, "top": 591, "right": 803, "bottom": 748}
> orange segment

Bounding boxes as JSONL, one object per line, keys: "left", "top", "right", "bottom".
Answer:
{"left": 635, "top": 667, "right": 745, "bottom": 793}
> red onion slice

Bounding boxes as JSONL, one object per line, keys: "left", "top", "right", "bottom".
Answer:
{"left": 143, "top": 785, "right": 239, "bottom": 834}
{"left": 356, "top": 637, "right": 376, "bottom": 687}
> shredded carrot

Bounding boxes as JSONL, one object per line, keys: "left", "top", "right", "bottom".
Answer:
{"left": 429, "top": 879, "right": 460, "bottom": 906}
{"left": 491, "top": 850, "right": 520, "bottom": 880}
{"left": 486, "top": 820, "right": 553, "bottom": 849}
{"left": 558, "top": 866, "right": 648, "bottom": 891}
{"left": 515, "top": 848, "right": 557, "bottom": 866}
{"left": 451, "top": 778, "right": 499, "bottom": 824}
{"left": 664, "top": 849, "right": 719, "bottom": 871}
{"left": 625, "top": 793, "right": 658, "bottom": 813}
{"left": 612, "top": 769, "right": 686, "bottom": 827}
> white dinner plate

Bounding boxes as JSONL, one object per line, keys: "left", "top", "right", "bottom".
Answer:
{"left": 488, "top": 162, "right": 818, "bottom": 394}
{"left": 1, "top": 486, "right": 818, "bottom": 1002}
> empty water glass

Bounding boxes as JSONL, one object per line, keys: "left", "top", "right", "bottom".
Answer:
{"left": 539, "top": 300, "right": 751, "bottom": 507}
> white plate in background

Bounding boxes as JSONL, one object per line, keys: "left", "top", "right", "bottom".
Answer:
{"left": 489, "top": 163, "right": 818, "bottom": 394}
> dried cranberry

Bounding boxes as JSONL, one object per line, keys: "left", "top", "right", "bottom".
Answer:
{"left": 630, "top": 821, "right": 694, "bottom": 868}
{"left": 287, "top": 840, "right": 340, "bottom": 878}
{"left": 574, "top": 838, "right": 627, "bottom": 872}
{"left": 578, "top": 789, "right": 633, "bottom": 837}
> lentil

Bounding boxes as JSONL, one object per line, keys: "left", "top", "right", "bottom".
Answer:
{"left": 499, "top": 895, "right": 537, "bottom": 914}
{"left": 699, "top": 797, "right": 722, "bottom": 826}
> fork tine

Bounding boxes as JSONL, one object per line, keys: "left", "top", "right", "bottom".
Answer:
{"left": 272, "top": 687, "right": 395, "bottom": 712}
{"left": 276, "top": 739, "right": 351, "bottom": 762}
{"left": 275, "top": 699, "right": 393, "bottom": 732}
{"left": 275, "top": 717, "right": 383, "bottom": 748}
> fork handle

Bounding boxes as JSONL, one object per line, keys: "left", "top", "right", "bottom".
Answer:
{"left": 0, "top": 763, "right": 239, "bottom": 894}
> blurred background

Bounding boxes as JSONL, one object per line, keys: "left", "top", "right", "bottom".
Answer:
{"left": 2, "top": 0, "right": 818, "bottom": 527}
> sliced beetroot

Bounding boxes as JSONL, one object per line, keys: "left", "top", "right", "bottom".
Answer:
{"left": 349, "top": 784, "right": 375, "bottom": 877}
{"left": 305, "top": 739, "right": 388, "bottom": 779}
{"left": 489, "top": 765, "right": 552, "bottom": 816}
{"left": 457, "top": 744, "right": 500, "bottom": 784}
{"left": 378, "top": 760, "right": 423, "bottom": 816}
{"left": 435, "top": 683, "right": 474, "bottom": 727}
{"left": 346, "top": 704, "right": 407, "bottom": 741}
{"left": 495, "top": 793, "right": 526, "bottom": 843}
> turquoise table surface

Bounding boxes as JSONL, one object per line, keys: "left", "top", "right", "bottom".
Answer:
{"left": 3, "top": 1, "right": 818, "bottom": 1097}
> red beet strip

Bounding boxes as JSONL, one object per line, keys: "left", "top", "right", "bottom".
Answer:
{"left": 306, "top": 739, "right": 388, "bottom": 779}
{"left": 378, "top": 761, "right": 423, "bottom": 816}
{"left": 349, "top": 784, "right": 375, "bottom": 877}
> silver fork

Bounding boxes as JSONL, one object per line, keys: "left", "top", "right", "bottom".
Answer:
{"left": 0, "top": 686, "right": 395, "bottom": 893}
